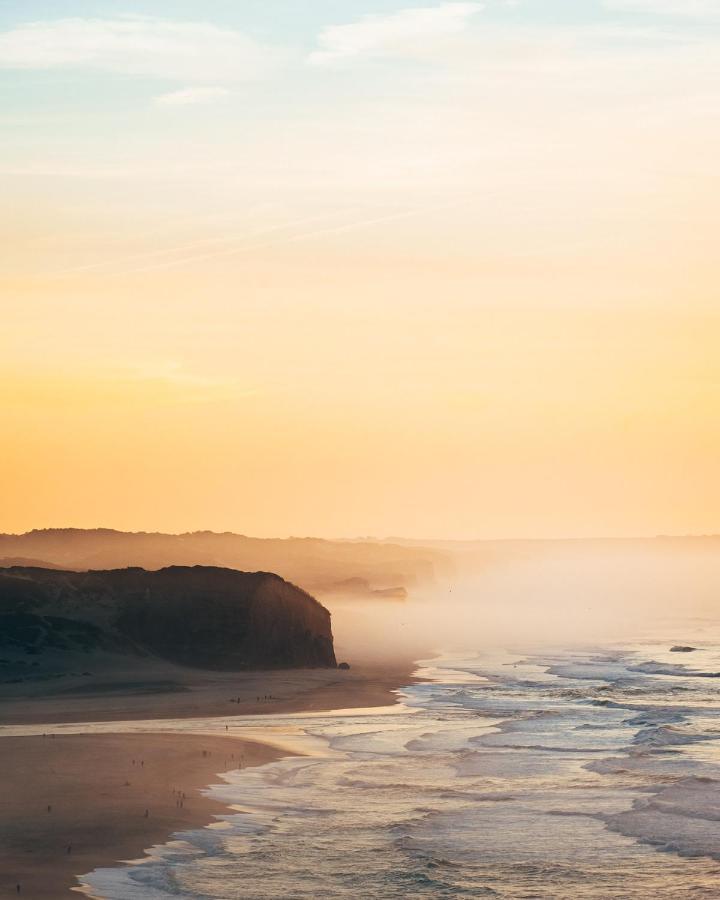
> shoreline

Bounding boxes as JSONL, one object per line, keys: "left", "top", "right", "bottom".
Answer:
{"left": 0, "top": 661, "right": 417, "bottom": 897}
{"left": 0, "top": 733, "right": 284, "bottom": 899}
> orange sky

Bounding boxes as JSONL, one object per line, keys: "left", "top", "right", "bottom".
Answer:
{"left": 2, "top": 3, "right": 719, "bottom": 538}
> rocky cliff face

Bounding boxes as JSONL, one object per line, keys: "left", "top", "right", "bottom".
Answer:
{"left": 0, "top": 566, "right": 336, "bottom": 670}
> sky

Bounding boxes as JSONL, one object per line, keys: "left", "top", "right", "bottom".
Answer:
{"left": 1, "top": 0, "right": 719, "bottom": 539}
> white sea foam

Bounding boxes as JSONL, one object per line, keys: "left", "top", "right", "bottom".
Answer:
{"left": 76, "top": 643, "right": 720, "bottom": 899}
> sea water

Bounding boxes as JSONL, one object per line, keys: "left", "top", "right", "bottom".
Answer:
{"left": 78, "top": 643, "right": 720, "bottom": 899}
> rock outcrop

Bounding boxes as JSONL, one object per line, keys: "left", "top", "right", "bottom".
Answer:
{"left": 0, "top": 566, "right": 336, "bottom": 671}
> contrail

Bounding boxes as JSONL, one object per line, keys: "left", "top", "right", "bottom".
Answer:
{"left": 50, "top": 208, "right": 357, "bottom": 278}
{"left": 114, "top": 201, "right": 469, "bottom": 276}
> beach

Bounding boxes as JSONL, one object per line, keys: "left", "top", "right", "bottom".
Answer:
{"left": 0, "top": 733, "right": 282, "bottom": 898}
{"left": 0, "top": 660, "right": 415, "bottom": 897}
{"left": 0, "top": 660, "right": 417, "bottom": 726}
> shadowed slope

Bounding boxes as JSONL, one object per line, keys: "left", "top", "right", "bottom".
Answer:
{"left": 0, "top": 565, "right": 336, "bottom": 671}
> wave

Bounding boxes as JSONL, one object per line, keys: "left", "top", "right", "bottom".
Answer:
{"left": 630, "top": 660, "right": 720, "bottom": 679}
{"left": 79, "top": 644, "right": 720, "bottom": 899}
{"left": 632, "top": 725, "right": 716, "bottom": 748}
{"left": 605, "top": 778, "right": 720, "bottom": 861}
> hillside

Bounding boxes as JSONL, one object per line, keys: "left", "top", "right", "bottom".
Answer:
{"left": 0, "top": 529, "right": 446, "bottom": 596}
{"left": 0, "top": 565, "right": 336, "bottom": 672}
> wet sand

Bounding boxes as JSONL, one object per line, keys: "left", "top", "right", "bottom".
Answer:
{"left": 0, "top": 732, "right": 282, "bottom": 898}
{"left": 0, "top": 661, "right": 416, "bottom": 896}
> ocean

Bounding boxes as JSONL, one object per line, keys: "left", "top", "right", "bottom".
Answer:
{"left": 67, "top": 640, "right": 720, "bottom": 898}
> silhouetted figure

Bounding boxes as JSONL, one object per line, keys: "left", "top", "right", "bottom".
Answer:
{"left": 67, "top": 843, "right": 72, "bottom": 855}
{"left": 47, "top": 805, "right": 52, "bottom": 813}
{"left": 144, "top": 808, "right": 149, "bottom": 818}
{"left": 16, "top": 884, "right": 20, "bottom": 893}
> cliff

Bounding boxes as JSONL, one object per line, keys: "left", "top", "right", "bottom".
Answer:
{"left": 0, "top": 566, "right": 336, "bottom": 671}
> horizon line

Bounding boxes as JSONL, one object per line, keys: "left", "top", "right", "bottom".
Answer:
{"left": 1, "top": 527, "right": 719, "bottom": 544}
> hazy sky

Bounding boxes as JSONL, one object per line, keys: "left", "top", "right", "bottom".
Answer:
{"left": 2, "top": 1, "right": 719, "bottom": 538}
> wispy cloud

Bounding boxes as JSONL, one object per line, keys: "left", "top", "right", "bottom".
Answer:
{"left": 154, "top": 86, "right": 230, "bottom": 106}
{"left": 103, "top": 202, "right": 470, "bottom": 275}
{"left": 43, "top": 204, "right": 469, "bottom": 279}
{"left": 604, "top": 0, "right": 720, "bottom": 15}
{"left": 52, "top": 208, "right": 357, "bottom": 276}
{"left": 307, "top": 3, "right": 484, "bottom": 67}
{"left": 0, "top": 16, "right": 282, "bottom": 82}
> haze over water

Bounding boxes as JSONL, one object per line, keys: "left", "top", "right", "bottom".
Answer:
{"left": 1, "top": 549, "right": 707, "bottom": 898}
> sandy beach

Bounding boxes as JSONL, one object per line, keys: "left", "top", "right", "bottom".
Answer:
{"left": 0, "top": 660, "right": 417, "bottom": 726}
{"left": 0, "top": 732, "right": 281, "bottom": 898}
{"left": 0, "top": 661, "right": 416, "bottom": 897}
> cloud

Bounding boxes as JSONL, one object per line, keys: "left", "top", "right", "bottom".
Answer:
{"left": 604, "top": 0, "right": 720, "bottom": 15}
{"left": 154, "top": 86, "right": 230, "bottom": 106}
{"left": 307, "top": 3, "right": 484, "bottom": 66}
{"left": 0, "top": 16, "right": 281, "bottom": 82}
